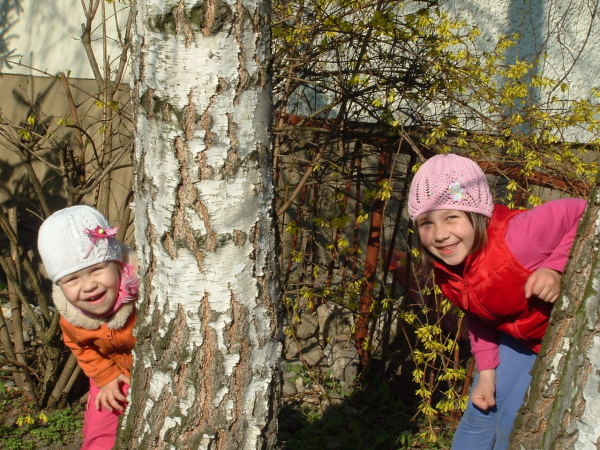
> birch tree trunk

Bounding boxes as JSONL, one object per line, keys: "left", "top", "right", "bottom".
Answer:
{"left": 511, "top": 183, "right": 600, "bottom": 449}
{"left": 120, "top": 1, "right": 281, "bottom": 448}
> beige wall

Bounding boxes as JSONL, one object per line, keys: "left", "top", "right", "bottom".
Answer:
{"left": 0, "top": 73, "right": 134, "bottom": 246}
{"left": 1, "top": 0, "right": 128, "bottom": 79}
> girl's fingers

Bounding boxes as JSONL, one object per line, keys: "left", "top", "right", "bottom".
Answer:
{"left": 99, "top": 398, "right": 113, "bottom": 412}
{"left": 109, "top": 397, "right": 122, "bottom": 412}
{"left": 113, "top": 391, "right": 126, "bottom": 402}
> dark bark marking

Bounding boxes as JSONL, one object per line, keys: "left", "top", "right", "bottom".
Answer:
{"left": 138, "top": 46, "right": 146, "bottom": 88}
{"left": 161, "top": 232, "right": 177, "bottom": 259}
{"left": 174, "top": 1, "right": 195, "bottom": 46}
{"left": 196, "top": 199, "right": 218, "bottom": 252}
{"left": 200, "top": 0, "right": 233, "bottom": 36}
{"left": 173, "top": 136, "right": 207, "bottom": 268}
{"left": 144, "top": 221, "right": 158, "bottom": 311}
{"left": 198, "top": 110, "right": 217, "bottom": 181}
{"left": 216, "top": 77, "right": 229, "bottom": 93}
{"left": 159, "top": 306, "right": 195, "bottom": 444}
{"left": 139, "top": 88, "right": 156, "bottom": 119}
{"left": 198, "top": 150, "right": 216, "bottom": 181}
{"left": 169, "top": 89, "right": 218, "bottom": 264}
{"left": 147, "top": 1, "right": 232, "bottom": 37}
{"left": 233, "top": 230, "right": 247, "bottom": 246}
{"left": 199, "top": 292, "right": 217, "bottom": 425}
{"left": 226, "top": 292, "right": 250, "bottom": 449}
{"left": 139, "top": 88, "right": 184, "bottom": 125}
{"left": 221, "top": 113, "right": 241, "bottom": 177}
{"left": 200, "top": 109, "right": 216, "bottom": 149}
{"left": 183, "top": 91, "right": 197, "bottom": 141}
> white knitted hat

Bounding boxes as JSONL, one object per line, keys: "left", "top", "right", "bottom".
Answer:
{"left": 37, "top": 205, "right": 122, "bottom": 283}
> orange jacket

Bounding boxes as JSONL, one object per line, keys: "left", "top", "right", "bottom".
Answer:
{"left": 52, "top": 254, "right": 137, "bottom": 387}
{"left": 59, "top": 311, "right": 136, "bottom": 387}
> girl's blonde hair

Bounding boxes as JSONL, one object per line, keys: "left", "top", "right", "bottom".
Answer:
{"left": 413, "top": 211, "right": 489, "bottom": 269}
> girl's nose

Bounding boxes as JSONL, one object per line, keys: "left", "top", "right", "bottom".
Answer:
{"left": 433, "top": 225, "right": 450, "bottom": 242}
{"left": 82, "top": 276, "right": 98, "bottom": 291}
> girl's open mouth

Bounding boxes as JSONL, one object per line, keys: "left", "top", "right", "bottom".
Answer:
{"left": 86, "top": 293, "right": 106, "bottom": 303}
{"left": 438, "top": 243, "right": 459, "bottom": 254}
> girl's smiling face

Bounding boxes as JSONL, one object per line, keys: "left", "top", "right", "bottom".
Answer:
{"left": 58, "top": 261, "right": 120, "bottom": 316}
{"left": 416, "top": 209, "right": 475, "bottom": 266}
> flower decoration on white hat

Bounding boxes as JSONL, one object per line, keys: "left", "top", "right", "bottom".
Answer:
{"left": 83, "top": 225, "right": 118, "bottom": 257}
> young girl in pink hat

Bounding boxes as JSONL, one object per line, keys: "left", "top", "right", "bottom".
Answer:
{"left": 407, "top": 153, "right": 586, "bottom": 449}
{"left": 38, "top": 205, "right": 138, "bottom": 449}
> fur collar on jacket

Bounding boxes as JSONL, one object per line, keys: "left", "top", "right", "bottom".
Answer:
{"left": 52, "top": 246, "right": 137, "bottom": 330}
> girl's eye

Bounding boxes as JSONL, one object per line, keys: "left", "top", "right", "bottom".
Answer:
{"left": 92, "top": 263, "right": 107, "bottom": 273}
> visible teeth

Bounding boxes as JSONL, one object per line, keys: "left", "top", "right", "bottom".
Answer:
{"left": 440, "top": 244, "right": 457, "bottom": 251}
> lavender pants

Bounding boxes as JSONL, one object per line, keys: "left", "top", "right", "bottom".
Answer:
{"left": 451, "top": 333, "right": 536, "bottom": 450}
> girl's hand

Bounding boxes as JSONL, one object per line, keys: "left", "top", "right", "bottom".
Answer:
{"left": 524, "top": 268, "right": 562, "bottom": 303}
{"left": 471, "top": 369, "right": 496, "bottom": 411}
{"left": 95, "top": 373, "right": 130, "bottom": 412}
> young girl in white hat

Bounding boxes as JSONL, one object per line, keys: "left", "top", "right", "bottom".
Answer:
{"left": 38, "top": 205, "right": 138, "bottom": 449}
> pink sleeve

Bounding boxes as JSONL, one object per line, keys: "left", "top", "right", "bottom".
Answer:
{"left": 506, "top": 198, "right": 587, "bottom": 272}
{"left": 468, "top": 315, "right": 500, "bottom": 371}
{"left": 469, "top": 198, "right": 586, "bottom": 371}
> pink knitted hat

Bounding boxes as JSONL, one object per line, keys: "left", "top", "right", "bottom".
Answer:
{"left": 408, "top": 154, "right": 494, "bottom": 220}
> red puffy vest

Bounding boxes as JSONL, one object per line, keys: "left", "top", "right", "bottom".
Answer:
{"left": 433, "top": 204, "right": 553, "bottom": 353}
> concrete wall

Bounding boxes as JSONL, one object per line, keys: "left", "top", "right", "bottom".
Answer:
{"left": 445, "top": 0, "right": 600, "bottom": 98}
{"left": 3, "top": 1, "right": 599, "bottom": 92}
{"left": 1, "top": 0, "right": 127, "bottom": 78}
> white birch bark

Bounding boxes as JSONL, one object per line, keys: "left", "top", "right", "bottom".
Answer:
{"left": 121, "top": 1, "right": 281, "bottom": 448}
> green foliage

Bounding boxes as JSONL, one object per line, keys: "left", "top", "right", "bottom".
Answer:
{"left": 0, "top": 408, "right": 82, "bottom": 449}
{"left": 28, "top": 409, "right": 82, "bottom": 446}
{"left": 286, "top": 362, "right": 314, "bottom": 388}
{"left": 397, "top": 279, "right": 467, "bottom": 446}
{"left": 0, "top": 386, "right": 82, "bottom": 449}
